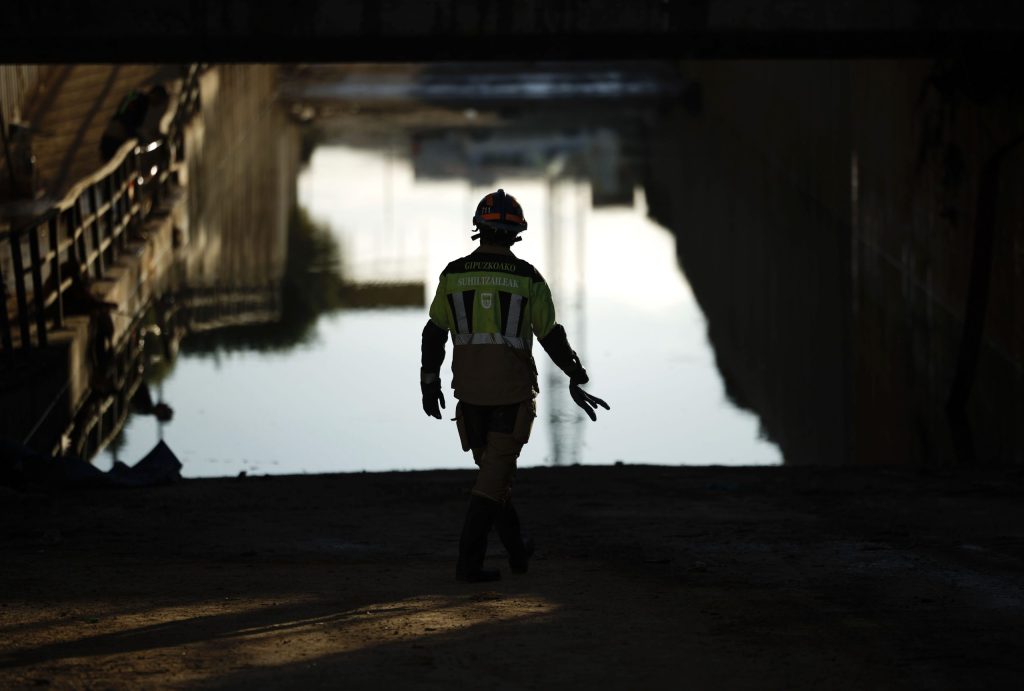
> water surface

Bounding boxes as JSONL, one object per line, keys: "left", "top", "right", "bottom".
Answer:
{"left": 103, "top": 145, "right": 780, "bottom": 476}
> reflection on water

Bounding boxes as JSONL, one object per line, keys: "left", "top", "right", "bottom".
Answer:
{"left": 103, "top": 144, "right": 779, "bottom": 476}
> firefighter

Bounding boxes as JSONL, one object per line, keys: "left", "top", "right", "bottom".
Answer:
{"left": 420, "top": 188, "right": 609, "bottom": 582}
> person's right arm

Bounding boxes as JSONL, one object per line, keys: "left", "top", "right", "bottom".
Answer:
{"left": 420, "top": 277, "right": 450, "bottom": 418}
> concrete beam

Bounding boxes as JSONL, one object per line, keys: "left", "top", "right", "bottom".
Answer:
{"left": 3, "top": 1, "right": 1024, "bottom": 62}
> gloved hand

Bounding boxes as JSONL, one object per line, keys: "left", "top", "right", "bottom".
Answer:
{"left": 569, "top": 369, "right": 609, "bottom": 422}
{"left": 421, "top": 378, "right": 445, "bottom": 419}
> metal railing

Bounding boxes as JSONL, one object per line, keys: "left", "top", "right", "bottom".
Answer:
{"left": 2, "top": 147, "right": 144, "bottom": 352}
{"left": 54, "top": 283, "right": 280, "bottom": 459}
{"left": 1, "top": 64, "right": 202, "bottom": 356}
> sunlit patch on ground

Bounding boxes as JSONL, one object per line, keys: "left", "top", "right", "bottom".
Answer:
{"left": 0, "top": 590, "right": 560, "bottom": 686}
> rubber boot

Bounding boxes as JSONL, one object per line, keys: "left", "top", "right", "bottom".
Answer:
{"left": 455, "top": 494, "right": 502, "bottom": 582}
{"left": 495, "top": 500, "right": 534, "bottom": 574}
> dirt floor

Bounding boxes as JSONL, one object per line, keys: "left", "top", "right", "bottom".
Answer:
{"left": 1, "top": 464, "right": 1023, "bottom": 689}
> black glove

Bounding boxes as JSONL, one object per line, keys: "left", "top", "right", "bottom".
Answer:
{"left": 568, "top": 368, "right": 609, "bottom": 422}
{"left": 421, "top": 378, "right": 445, "bottom": 419}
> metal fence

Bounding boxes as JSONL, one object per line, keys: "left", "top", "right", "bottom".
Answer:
{"left": 1, "top": 64, "right": 201, "bottom": 356}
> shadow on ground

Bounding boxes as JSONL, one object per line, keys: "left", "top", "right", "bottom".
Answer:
{"left": 2, "top": 465, "right": 1023, "bottom": 689}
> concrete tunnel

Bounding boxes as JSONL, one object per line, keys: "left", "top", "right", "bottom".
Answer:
{"left": 2, "top": 4, "right": 1024, "bottom": 690}
{"left": 2, "top": 1, "right": 1023, "bottom": 467}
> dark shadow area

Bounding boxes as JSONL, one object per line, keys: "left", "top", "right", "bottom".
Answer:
{"left": 2, "top": 465, "right": 1023, "bottom": 688}
{"left": 4, "top": 2, "right": 1024, "bottom": 61}
{"left": 641, "top": 58, "right": 1024, "bottom": 467}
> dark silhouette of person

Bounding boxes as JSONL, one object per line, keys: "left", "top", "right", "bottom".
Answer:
{"left": 100, "top": 85, "right": 169, "bottom": 161}
{"left": 420, "top": 189, "right": 609, "bottom": 582}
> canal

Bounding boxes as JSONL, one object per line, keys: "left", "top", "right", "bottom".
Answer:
{"left": 96, "top": 64, "right": 780, "bottom": 476}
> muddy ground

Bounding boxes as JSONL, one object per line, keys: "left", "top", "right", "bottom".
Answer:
{"left": 1, "top": 464, "right": 1023, "bottom": 689}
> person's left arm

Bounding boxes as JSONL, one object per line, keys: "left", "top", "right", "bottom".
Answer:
{"left": 532, "top": 277, "right": 610, "bottom": 421}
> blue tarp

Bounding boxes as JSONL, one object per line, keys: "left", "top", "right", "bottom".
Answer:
{"left": 0, "top": 438, "right": 182, "bottom": 488}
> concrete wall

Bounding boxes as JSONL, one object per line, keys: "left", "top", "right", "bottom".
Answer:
{"left": 0, "top": 65, "right": 41, "bottom": 197}
{"left": 643, "top": 59, "right": 1023, "bottom": 466}
{"left": 643, "top": 61, "right": 852, "bottom": 465}
{"left": 851, "top": 60, "right": 1024, "bottom": 466}
{"left": 0, "top": 65, "right": 40, "bottom": 130}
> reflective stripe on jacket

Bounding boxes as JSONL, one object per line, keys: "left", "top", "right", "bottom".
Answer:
{"left": 428, "top": 245, "right": 557, "bottom": 404}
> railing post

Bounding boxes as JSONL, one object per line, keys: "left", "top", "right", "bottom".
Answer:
{"left": 118, "top": 164, "right": 129, "bottom": 252}
{"left": 28, "top": 224, "right": 47, "bottom": 347}
{"left": 48, "top": 214, "right": 63, "bottom": 329}
{"left": 74, "top": 200, "right": 87, "bottom": 274}
{"left": 10, "top": 228, "right": 31, "bottom": 351}
{"left": 0, "top": 250, "right": 13, "bottom": 353}
{"left": 106, "top": 174, "right": 119, "bottom": 261}
{"left": 88, "top": 184, "right": 104, "bottom": 278}
{"left": 152, "top": 161, "right": 163, "bottom": 210}
{"left": 132, "top": 146, "right": 141, "bottom": 194}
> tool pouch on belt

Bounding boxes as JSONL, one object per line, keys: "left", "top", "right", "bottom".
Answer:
{"left": 454, "top": 402, "right": 471, "bottom": 452}
{"left": 512, "top": 399, "right": 537, "bottom": 444}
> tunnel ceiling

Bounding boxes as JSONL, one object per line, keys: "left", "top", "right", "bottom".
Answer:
{"left": 4, "top": 1, "right": 1024, "bottom": 62}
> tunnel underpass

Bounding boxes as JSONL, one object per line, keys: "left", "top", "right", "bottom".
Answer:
{"left": 2, "top": 4, "right": 1024, "bottom": 690}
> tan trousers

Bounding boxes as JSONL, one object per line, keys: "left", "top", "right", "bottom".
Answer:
{"left": 456, "top": 399, "right": 536, "bottom": 502}
{"left": 471, "top": 432, "right": 523, "bottom": 502}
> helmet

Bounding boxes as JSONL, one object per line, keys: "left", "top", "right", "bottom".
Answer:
{"left": 472, "top": 189, "right": 528, "bottom": 236}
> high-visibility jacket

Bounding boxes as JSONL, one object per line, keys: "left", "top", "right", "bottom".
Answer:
{"left": 427, "top": 245, "right": 558, "bottom": 405}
